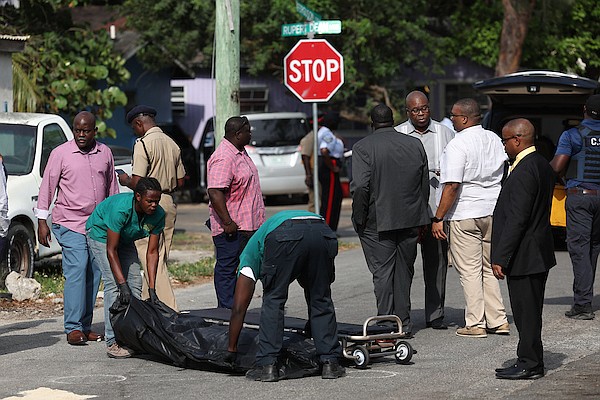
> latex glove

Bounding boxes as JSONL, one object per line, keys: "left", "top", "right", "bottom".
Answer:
{"left": 224, "top": 351, "right": 237, "bottom": 367}
{"left": 148, "top": 288, "right": 159, "bottom": 304}
{"left": 117, "top": 282, "right": 132, "bottom": 305}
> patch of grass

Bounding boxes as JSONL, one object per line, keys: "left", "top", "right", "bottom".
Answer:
{"left": 338, "top": 240, "right": 360, "bottom": 251}
{"left": 34, "top": 269, "right": 65, "bottom": 297}
{"left": 168, "top": 257, "right": 215, "bottom": 283}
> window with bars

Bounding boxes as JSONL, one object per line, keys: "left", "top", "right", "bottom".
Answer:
{"left": 171, "top": 86, "right": 186, "bottom": 116}
{"left": 240, "top": 86, "right": 268, "bottom": 113}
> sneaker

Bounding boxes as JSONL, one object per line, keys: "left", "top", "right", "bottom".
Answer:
{"left": 322, "top": 360, "right": 346, "bottom": 379}
{"left": 106, "top": 343, "right": 134, "bottom": 359}
{"left": 565, "top": 305, "right": 595, "bottom": 320}
{"left": 487, "top": 322, "right": 510, "bottom": 335}
{"left": 456, "top": 326, "right": 487, "bottom": 338}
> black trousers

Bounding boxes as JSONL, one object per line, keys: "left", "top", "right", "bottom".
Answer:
{"left": 358, "top": 225, "right": 418, "bottom": 333}
{"left": 507, "top": 271, "right": 548, "bottom": 369}
{"left": 420, "top": 224, "right": 448, "bottom": 323}
{"left": 565, "top": 193, "right": 600, "bottom": 307}
{"left": 318, "top": 157, "right": 342, "bottom": 232}
{"left": 256, "top": 219, "right": 342, "bottom": 366}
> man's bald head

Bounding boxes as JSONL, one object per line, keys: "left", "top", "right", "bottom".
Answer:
{"left": 503, "top": 118, "right": 535, "bottom": 145}
{"left": 502, "top": 118, "right": 535, "bottom": 159}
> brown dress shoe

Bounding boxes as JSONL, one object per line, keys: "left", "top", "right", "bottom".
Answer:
{"left": 67, "top": 330, "right": 88, "bottom": 345}
{"left": 85, "top": 331, "right": 105, "bottom": 342}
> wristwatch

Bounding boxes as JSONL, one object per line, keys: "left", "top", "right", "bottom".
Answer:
{"left": 432, "top": 216, "right": 443, "bottom": 223}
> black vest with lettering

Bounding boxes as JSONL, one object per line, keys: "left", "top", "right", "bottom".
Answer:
{"left": 573, "top": 125, "right": 600, "bottom": 183}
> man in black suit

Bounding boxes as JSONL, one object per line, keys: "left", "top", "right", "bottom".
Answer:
{"left": 491, "top": 118, "right": 556, "bottom": 380}
{"left": 351, "top": 104, "right": 430, "bottom": 335}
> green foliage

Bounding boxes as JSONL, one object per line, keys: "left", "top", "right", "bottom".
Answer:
{"left": 34, "top": 268, "right": 65, "bottom": 297}
{"left": 523, "top": 0, "right": 600, "bottom": 78}
{"left": 120, "top": 0, "right": 214, "bottom": 71}
{"left": 3, "top": 1, "right": 130, "bottom": 137}
{"left": 447, "top": 0, "right": 600, "bottom": 79}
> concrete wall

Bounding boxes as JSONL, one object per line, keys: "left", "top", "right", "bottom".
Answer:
{"left": 0, "top": 54, "right": 13, "bottom": 112}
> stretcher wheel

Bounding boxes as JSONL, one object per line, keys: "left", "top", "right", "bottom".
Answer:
{"left": 394, "top": 341, "right": 413, "bottom": 364}
{"left": 352, "top": 345, "right": 370, "bottom": 369}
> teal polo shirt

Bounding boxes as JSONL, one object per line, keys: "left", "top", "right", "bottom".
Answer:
{"left": 86, "top": 193, "right": 165, "bottom": 244}
{"left": 237, "top": 210, "right": 323, "bottom": 279}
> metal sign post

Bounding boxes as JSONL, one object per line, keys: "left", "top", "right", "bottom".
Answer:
{"left": 284, "top": 3, "right": 344, "bottom": 215}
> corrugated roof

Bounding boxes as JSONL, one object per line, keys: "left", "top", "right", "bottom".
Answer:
{"left": 0, "top": 34, "right": 30, "bottom": 41}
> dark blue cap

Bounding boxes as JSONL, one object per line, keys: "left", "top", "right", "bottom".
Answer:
{"left": 126, "top": 105, "right": 157, "bottom": 124}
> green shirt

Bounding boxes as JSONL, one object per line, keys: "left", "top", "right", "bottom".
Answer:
{"left": 85, "top": 193, "right": 165, "bottom": 244}
{"left": 237, "top": 210, "right": 322, "bottom": 280}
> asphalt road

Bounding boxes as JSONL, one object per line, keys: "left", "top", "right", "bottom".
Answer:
{"left": 0, "top": 199, "right": 599, "bottom": 399}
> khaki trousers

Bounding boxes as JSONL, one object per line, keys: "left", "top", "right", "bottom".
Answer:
{"left": 449, "top": 216, "right": 507, "bottom": 329}
{"left": 136, "top": 193, "right": 178, "bottom": 311}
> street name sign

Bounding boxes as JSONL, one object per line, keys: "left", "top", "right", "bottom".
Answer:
{"left": 281, "top": 20, "right": 342, "bottom": 37}
{"left": 295, "top": 0, "right": 321, "bottom": 22}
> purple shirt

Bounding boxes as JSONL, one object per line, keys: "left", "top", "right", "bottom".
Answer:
{"left": 35, "top": 140, "right": 119, "bottom": 234}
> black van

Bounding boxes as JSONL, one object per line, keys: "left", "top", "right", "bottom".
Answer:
{"left": 473, "top": 70, "right": 600, "bottom": 161}
{"left": 473, "top": 70, "right": 600, "bottom": 233}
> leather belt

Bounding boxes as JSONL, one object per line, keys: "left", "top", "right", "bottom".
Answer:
{"left": 567, "top": 188, "right": 600, "bottom": 196}
{"left": 162, "top": 189, "right": 176, "bottom": 195}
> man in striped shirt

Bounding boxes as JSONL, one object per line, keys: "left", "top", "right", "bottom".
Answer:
{"left": 207, "top": 116, "right": 265, "bottom": 309}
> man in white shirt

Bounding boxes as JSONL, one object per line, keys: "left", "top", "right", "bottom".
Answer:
{"left": 431, "top": 98, "right": 510, "bottom": 338}
{"left": 395, "top": 91, "right": 455, "bottom": 330}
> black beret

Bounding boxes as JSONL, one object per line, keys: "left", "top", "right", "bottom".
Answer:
{"left": 126, "top": 105, "right": 157, "bottom": 124}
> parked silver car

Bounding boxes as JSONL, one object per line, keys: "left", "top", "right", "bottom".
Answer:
{"left": 244, "top": 112, "right": 309, "bottom": 198}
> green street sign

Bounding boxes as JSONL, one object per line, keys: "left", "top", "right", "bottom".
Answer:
{"left": 281, "top": 20, "right": 342, "bottom": 37}
{"left": 296, "top": 0, "right": 321, "bottom": 22}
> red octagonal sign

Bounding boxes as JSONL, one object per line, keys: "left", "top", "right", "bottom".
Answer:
{"left": 284, "top": 39, "right": 344, "bottom": 102}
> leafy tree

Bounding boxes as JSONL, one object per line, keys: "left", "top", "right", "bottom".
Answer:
{"left": 120, "top": 0, "right": 214, "bottom": 72}
{"left": 447, "top": 0, "right": 600, "bottom": 79}
{"left": 1, "top": 0, "right": 130, "bottom": 137}
{"left": 121, "top": 0, "right": 455, "bottom": 121}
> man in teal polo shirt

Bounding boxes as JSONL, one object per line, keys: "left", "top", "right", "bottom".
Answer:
{"left": 227, "top": 210, "right": 345, "bottom": 382}
{"left": 86, "top": 177, "right": 166, "bottom": 359}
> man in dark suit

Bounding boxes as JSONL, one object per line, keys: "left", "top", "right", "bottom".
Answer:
{"left": 351, "top": 104, "right": 430, "bottom": 335}
{"left": 491, "top": 118, "right": 556, "bottom": 380}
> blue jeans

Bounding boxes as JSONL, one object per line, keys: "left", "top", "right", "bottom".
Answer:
{"left": 87, "top": 236, "right": 142, "bottom": 346}
{"left": 52, "top": 224, "right": 100, "bottom": 334}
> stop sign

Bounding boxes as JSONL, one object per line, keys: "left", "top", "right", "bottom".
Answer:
{"left": 284, "top": 39, "right": 344, "bottom": 102}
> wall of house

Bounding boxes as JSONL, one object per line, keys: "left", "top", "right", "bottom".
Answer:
{"left": 172, "top": 72, "right": 312, "bottom": 145}
{"left": 101, "top": 57, "right": 173, "bottom": 149}
{"left": 0, "top": 53, "right": 13, "bottom": 112}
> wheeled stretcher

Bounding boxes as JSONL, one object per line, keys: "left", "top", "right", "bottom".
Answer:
{"left": 190, "top": 308, "right": 416, "bottom": 369}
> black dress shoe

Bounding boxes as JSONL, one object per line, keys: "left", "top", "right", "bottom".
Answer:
{"left": 496, "top": 365, "right": 544, "bottom": 380}
{"left": 322, "top": 360, "right": 346, "bottom": 379}
{"left": 495, "top": 363, "right": 518, "bottom": 373}
{"left": 260, "top": 363, "right": 279, "bottom": 382}
{"left": 66, "top": 330, "right": 88, "bottom": 346}
{"left": 246, "top": 363, "right": 279, "bottom": 382}
{"left": 426, "top": 319, "right": 448, "bottom": 330}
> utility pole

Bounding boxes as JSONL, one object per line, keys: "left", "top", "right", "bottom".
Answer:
{"left": 214, "top": 0, "right": 240, "bottom": 145}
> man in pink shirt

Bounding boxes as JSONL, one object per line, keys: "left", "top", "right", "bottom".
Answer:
{"left": 207, "top": 116, "right": 265, "bottom": 309}
{"left": 35, "top": 111, "right": 119, "bottom": 345}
